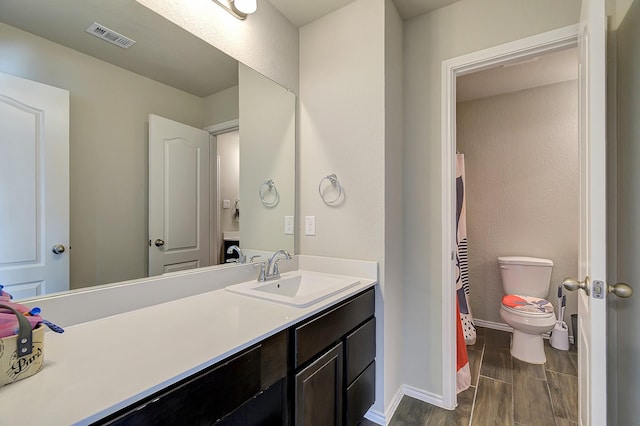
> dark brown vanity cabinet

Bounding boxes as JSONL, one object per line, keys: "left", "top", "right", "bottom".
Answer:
{"left": 293, "top": 288, "right": 376, "bottom": 426}
{"left": 96, "top": 331, "right": 288, "bottom": 426}
{"left": 93, "top": 288, "right": 375, "bottom": 426}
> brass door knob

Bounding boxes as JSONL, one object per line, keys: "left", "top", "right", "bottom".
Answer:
{"left": 563, "top": 277, "right": 590, "bottom": 294}
{"left": 563, "top": 276, "right": 633, "bottom": 298}
{"left": 608, "top": 283, "right": 633, "bottom": 298}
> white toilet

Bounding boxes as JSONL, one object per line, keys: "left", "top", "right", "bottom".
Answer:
{"left": 498, "top": 256, "right": 556, "bottom": 364}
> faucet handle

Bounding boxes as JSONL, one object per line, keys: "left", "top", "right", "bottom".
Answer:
{"left": 257, "top": 262, "right": 267, "bottom": 282}
{"left": 272, "top": 260, "right": 281, "bottom": 277}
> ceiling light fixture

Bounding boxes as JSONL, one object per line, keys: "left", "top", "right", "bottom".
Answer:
{"left": 212, "top": 0, "right": 257, "bottom": 20}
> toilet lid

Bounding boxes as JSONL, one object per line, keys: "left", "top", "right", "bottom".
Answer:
{"left": 502, "top": 294, "right": 554, "bottom": 315}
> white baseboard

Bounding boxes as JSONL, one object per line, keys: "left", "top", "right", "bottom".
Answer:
{"left": 363, "top": 384, "right": 412, "bottom": 425}
{"left": 363, "top": 408, "right": 385, "bottom": 425}
{"left": 474, "top": 318, "right": 512, "bottom": 332}
{"left": 403, "top": 384, "right": 446, "bottom": 407}
{"left": 473, "top": 318, "right": 575, "bottom": 344}
{"left": 367, "top": 383, "right": 465, "bottom": 424}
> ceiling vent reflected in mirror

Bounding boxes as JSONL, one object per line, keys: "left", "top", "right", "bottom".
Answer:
{"left": 85, "top": 22, "right": 136, "bottom": 49}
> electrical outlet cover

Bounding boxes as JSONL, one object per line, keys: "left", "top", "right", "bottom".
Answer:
{"left": 285, "top": 216, "right": 294, "bottom": 235}
{"left": 305, "top": 216, "right": 316, "bottom": 236}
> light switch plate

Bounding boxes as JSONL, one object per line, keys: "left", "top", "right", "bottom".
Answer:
{"left": 222, "top": 199, "right": 231, "bottom": 209}
{"left": 305, "top": 216, "right": 316, "bottom": 236}
{"left": 284, "top": 216, "right": 294, "bottom": 235}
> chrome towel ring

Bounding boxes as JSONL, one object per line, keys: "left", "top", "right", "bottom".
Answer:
{"left": 318, "top": 174, "right": 342, "bottom": 205}
{"left": 259, "top": 179, "right": 279, "bottom": 207}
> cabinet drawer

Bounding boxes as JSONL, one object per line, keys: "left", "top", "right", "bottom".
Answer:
{"left": 346, "top": 361, "right": 375, "bottom": 426}
{"left": 101, "top": 346, "right": 262, "bottom": 425}
{"left": 295, "top": 288, "right": 374, "bottom": 368}
{"left": 346, "top": 317, "right": 376, "bottom": 385}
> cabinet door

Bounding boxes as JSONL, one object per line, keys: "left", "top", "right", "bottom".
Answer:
{"left": 295, "top": 343, "right": 343, "bottom": 426}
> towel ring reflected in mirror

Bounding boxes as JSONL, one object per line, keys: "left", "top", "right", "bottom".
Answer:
{"left": 318, "top": 174, "right": 343, "bottom": 205}
{"left": 259, "top": 179, "right": 279, "bottom": 207}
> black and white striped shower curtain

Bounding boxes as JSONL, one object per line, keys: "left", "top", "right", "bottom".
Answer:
{"left": 456, "top": 154, "right": 476, "bottom": 345}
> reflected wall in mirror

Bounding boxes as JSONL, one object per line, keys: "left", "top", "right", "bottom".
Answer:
{"left": 0, "top": 0, "right": 295, "bottom": 300}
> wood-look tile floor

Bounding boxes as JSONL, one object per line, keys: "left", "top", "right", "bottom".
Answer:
{"left": 383, "top": 327, "right": 578, "bottom": 426}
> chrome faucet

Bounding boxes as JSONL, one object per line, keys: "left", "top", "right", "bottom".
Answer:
{"left": 226, "top": 245, "right": 246, "bottom": 264}
{"left": 257, "top": 249, "right": 291, "bottom": 282}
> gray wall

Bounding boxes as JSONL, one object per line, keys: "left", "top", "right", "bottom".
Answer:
{"left": 239, "top": 64, "right": 295, "bottom": 253}
{"left": 203, "top": 85, "right": 239, "bottom": 125}
{"left": 299, "top": 0, "right": 401, "bottom": 414}
{"left": 383, "top": 0, "right": 405, "bottom": 414}
{"left": 403, "top": 0, "right": 580, "bottom": 396}
{"left": 614, "top": 0, "right": 640, "bottom": 423}
{"left": 457, "top": 81, "right": 579, "bottom": 329}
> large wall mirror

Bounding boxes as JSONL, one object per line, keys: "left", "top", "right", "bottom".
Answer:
{"left": 0, "top": 0, "right": 295, "bottom": 300}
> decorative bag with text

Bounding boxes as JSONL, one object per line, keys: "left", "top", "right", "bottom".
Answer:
{"left": 0, "top": 303, "right": 44, "bottom": 386}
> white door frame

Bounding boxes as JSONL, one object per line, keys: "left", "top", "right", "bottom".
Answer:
{"left": 440, "top": 25, "right": 579, "bottom": 408}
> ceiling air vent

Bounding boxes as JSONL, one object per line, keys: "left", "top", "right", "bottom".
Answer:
{"left": 86, "top": 22, "right": 136, "bottom": 49}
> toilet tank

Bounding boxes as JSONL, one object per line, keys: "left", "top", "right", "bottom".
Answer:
{"left": 498, "top": 256, "right": 554, "bottom": 298}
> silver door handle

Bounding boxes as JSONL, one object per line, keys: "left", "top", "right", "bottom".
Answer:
{"left": 154, "top": 239, "right": 165, "bottom": 247}
{"left": 563, "top": 277, "right": 590, "bottom": 294}
{"left": 51, "top": 244, "right": 66, "bottom": 254}
{"left": 563, "top": 276, "right": 633, "bottom": 298}
{"left": 609, "top": 283, "right": 633, "bottom": 298}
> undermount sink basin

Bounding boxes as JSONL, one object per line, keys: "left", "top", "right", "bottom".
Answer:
{"left": 225, "top": 271, "right": 361, "bottom": 307}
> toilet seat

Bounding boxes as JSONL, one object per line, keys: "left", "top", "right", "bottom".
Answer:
{"left": 501, "top": 305, "right": 555, "bottom": 318}
{"left": 501, "top": 294, "right": 554, "bottom": 315}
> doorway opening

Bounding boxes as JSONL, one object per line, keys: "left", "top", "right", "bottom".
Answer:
{"left": 206, "top": 120, "right": 240, "bottom": 267}
{"left": 440, "top": 25, "right": 579, "bottom": 408}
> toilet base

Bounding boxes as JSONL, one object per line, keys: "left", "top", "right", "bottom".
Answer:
{"left": 510, "top": 330, "right": 546, "bottom": 364}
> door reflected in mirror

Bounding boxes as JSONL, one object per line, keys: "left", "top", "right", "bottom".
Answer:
{"left": 0, "top": 0, "right": 295, "bottom": 300}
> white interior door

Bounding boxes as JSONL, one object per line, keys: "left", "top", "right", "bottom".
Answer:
{"left": 0, "top": 72, "right": 69, "bottom": 298}
{"left": 148, "top": 114, "right": 210, "bottom": 276}
{"left": 570, "top": 0, "right": 608, "bottom": 424}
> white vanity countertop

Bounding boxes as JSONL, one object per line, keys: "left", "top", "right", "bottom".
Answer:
{"left": 0, "top": 274, "right": 376, "bottom": 425}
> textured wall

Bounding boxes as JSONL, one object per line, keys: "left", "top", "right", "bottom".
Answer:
{"left": 456, "top": 80, "right": 579, "bottom": 327}
{"left": 298, "top": 0, "right": 385, "bottom": 262}
{"left": 136, "top": 0, "right": 299, "bottom": 93}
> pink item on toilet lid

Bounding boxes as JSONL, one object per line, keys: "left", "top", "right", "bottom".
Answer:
{"left": 502, "top": 294, "right": 554, "bottom": 314}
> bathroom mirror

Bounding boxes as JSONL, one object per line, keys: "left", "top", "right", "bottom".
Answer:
{"left": 0, "top": 0, "right": 295, "bottom": 299}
